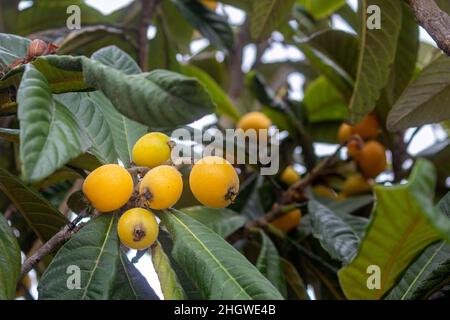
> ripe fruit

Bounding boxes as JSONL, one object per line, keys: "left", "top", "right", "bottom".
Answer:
{"left": 353, "top": 114, "right": 380, "bottom": 140}
{"left": 342, "top": 175, "right": 373, "bottom": 196}
{"left": 118, "top": 208, "right": 159, "bottom": 250}
{"left": 347, "top": 138, "right": 364, "bottom": 159}
{"left": 201, "top": 0, "right": 218, "bottom": 10}
{"left": 338, "top": 123, "right": 353, "bottom": 144}
{"left": 313, "top": 185, "right": 338, "bottom": 199}
{"left": 271, "top": 209, "right": 302, "bottom": 232}
{"left": 139, "top": 165, "right": 183, "bottom": 210}
{"left": 189, "top": 156, "right": 239, "bottom": 208}
{"left": 355, "top": 140, "right": 387, "bottom": 178}
{"left": 132, "top": 132, "right": 172, "bottom": 168}
{"left": 237, "top": 111, "right": 272, "bottom": 133}
{"left": 281, "top": 166, "right": 300, "bottom": 185}
{"left": 83, "top": 164, "right": 133, "bottom": 212}
{"left": 28, "top": 39, "right": 48, "bottom": 57}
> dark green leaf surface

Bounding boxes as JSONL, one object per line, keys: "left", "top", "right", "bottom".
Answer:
{"left": 348, "top": 0, "right": 402, "bottom": 123}
{"left": 160, "top": 209, "right": 284, "bottom": 299}
{"left": 387, "top": 55, "right": 450, "bottom": 131}
{"left": 0, "top": 32, "right": 30, "bottom": 69}
{"left": 256, "top": 230, "right": 287, "bottom": 297}
{"left": 18, "top": 65, "right": 88, "bottom": 183}
{"left": 0, "top": 168, "right": 68, "bottom": 242}
{"left": 0, "top": 212, "right": 21, "bottom": 300}
{"left": 309, "top": 200, "right": 361, "bottom": 265}
{"left": 172, "top": 0, "right": 234, "bottom": 51}
{"left": 82, "top": 58, "right": 215, "bottom": 129}
{"left": 180, "top": 206, "right": 247, "bottom": 238}
{"left": 250, "top": 0, "right": 296, "bottom": 41}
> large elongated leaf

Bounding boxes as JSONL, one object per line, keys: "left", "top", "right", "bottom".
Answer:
{"left": 91, "top": 45, "right": 141, "bottom": 75}
{"left": 281, "top": 258, "right": 309, "bottom": 300}
{"left": 339, "top": 160, "right": 450, "bottom": 299}
{"left": 160, "top": 209, "right": 284, "bottom": 299}
{"left": 387, "top": 55, "right": 450, "bottom": 131}
{"left": 298, "top": 0, "right": 346, "bottom": 19}
{"left": 0, "top": 33, "right": 30, "bottom": 69}
{"left": 81, "top": 58, "right": 215, "bottom": 129}
{"left": 0, "top": 168, "right": 68, "bottom": 242}
{"left": 18, "top": 65, "right": 88, "bottom": 183}
{"left": 348, "top": 0, "right": 402, "bottom": 123}
{"left": 181, "top": 64, "right": 240, "bottom": 121}
{"left": 309, "top": 200, "right": 361, "bottom": 265}
{"left": 250, "top": 0, "right": 296, "bottom": 41}
{"left": 385, "top": 192, "right": 450, "bottom": 300}
{"left": 38, "top": 215, "right": 157, "bottom": 299}
{"left": 172, "top": 0, "right": 234, "bottom": 51}
{"left": 0, "top": 212, "right": 21, "bottom": 300}
{"left": 151, "top": 242, "right": 186, "bottom": 300}
{"left": 180, "top": 206, "right": 247, "bottom": 238}
{"left": 256, "top": 230, "right": 287, "bottom": 297}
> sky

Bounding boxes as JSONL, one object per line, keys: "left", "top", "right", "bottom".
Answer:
{"left": 22, "top": 0, "right": 448, "bottom": 300}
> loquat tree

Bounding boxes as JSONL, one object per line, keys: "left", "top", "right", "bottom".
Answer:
{"left": 0, "top": 0, "right": 450, "bottom": 301}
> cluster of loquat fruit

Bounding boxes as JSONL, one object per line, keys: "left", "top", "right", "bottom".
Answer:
{"left": 82, "top": 132, "right": 239, "bottom": 250}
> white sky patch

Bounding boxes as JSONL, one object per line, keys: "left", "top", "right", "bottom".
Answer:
{"left": 223, "top": 5, "right": 246, "bottom": 25}
{"left": 85, "top": 0, "right": 133, "bottom": 14}
{"left": 242, "top": 44, "right": 256, "bottom": 72}
{"left": 127, "top": 251, "right": 164, "bottom": 299}
{"left": 190, "top": 38, "right": 210, "bottom": 56}
{"left": 287, "top": 73, "right": 305, "bottom": 100}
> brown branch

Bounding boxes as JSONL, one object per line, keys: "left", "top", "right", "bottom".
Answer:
{"left": 228, "top": 19, "right": 250, "bottom": 102}
{"left": 138, "top": 0, "right": 159, "bottom": 71}
{"left": 20, "top": 212, "right": 88, "bottom": 279}
{"left": 407, "top": 0, "right": 450, "bottom": 56}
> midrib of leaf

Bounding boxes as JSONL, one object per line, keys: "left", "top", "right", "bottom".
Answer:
{"left": 170, "top": 213, "right": 252, "bottom": 299}
{"left": 121, "top": 116, "right": 133, "bottom": 161}
{"left": 400, "top": 241, "right": 445, "bottom": 299}
{"left": 80, "top": 216, "right": 115, "bottom": 299}
{"left": 349, "top": 0, "right": 367, "bottom": 116}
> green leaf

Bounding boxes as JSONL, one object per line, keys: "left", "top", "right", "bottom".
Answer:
{"left": 339, "top": 160, "right": 450, "bottom": 299}
{"left": 180, "top": 206, "right": 247, "bottom": 238}
{"left": 348, "top": 0, "right": 402, "bottom": 123}
{"left": 250, "top": 0, "right": 296, "bottom": 41}
{"left": 281, "top": 258, "right": 309, "bottom": 300}
{"left": 387, "top": 55, "right": 450, "bottom": 131}
{"left": 39, "top": 214, "right": 158, "bottom": 299}
{"left": 0, "top": 33, "right": 30, "bottom": 69}
{"left": 298, "top": 0, "right": 346, "bottom": 19}
{"left": 18, "top": 65, "right": 88, "bottom": 183}
{"left": 309, "top": 200, "right": 361, "bottom": 265}
{"left": 172, "top": 0, "right": 234, "bottom": 52}
{"left": 304, "top": 76, "right": 348, "bottom": 123}
{"left": 91, "top": 45, "right": 141, "bottom": 75}
{"left": 159, "top": 208, "right": 284, "bottom": 299}
{"left": 0, "top": 212, "right": 21, "bottom": 300}
{"left": 306, "top": 30, "right": 358, "bottom": 80}
{"left": 81, "top": 58, "right": 215, "bottom": 130}
{"left": 0, "top": 168, "right": 68, "bottom": 242}
{"left": 111, "top": 252, "right": 160, "bottom": 300}
{"left": 151, "top": 241, "right": 186, "bottom": 300}
{"left": 181, "top": 64, "right": 240, "bottom": 121}
{"left": 256, "top": 230, "right": 287, "bottom": 297}
{"left": 384, "top": 2, "right": 419, "bottom": 106}
{"left": 385, "top": 193, "right": 450, "bottom": 299}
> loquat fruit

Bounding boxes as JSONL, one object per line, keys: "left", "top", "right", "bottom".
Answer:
{"left": 347, "top": 137, "right": 364, "bottom": 159}
{"left": 355, "top": 140, "right": 387, "bottom": 178}
{"left": 117, "top": 208, "right": 159, "bottom": 250}
{"left": 189, "top": 156, "right": 239, "bottom": 208}
{"left": 280, "top": 165, "right": 301, "bottom": 185}
{"left": 201, "top": 0, "right": 218, "bottom": 10}
{"left": 352, "top": 113, "right": 380, "bottom": 140}
{"left": 271, "top": 209, "right": 302, "bottom": 232}
{"left": 139, "top": 165, "right": 183, "bottom": 210}
{"left": 132, "top": 132, "right": 172, "bottom": 168}
{"left": 338, "top": 123, "right": 353, "bottom": 144}
{"left": 341, "top": 174, "right": 373, "bottom": 196}
{"left": 313, "top": 185, "right": 338, "bottom": 199}
{"left": 237, "top": 111, "right": 272, "bottom": 133}
{"left": 82, "top": 164, "right": 133, "bottom": 212}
